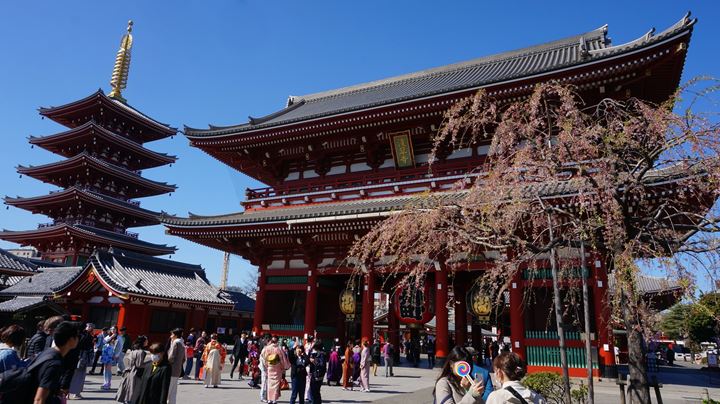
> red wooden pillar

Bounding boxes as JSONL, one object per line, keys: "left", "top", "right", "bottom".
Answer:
{"left": 361, "top": 272, "right": 375, "bottom": 343}
{"left": 435, "top": 266, "right": 449, "bottom": 366}
{"left": 593, "top": 255, "right": 616, "bottom": 377}
{"left": 252, "top": 262, "right": 267, "bottom": 336}
{"left": 117, "top": 303, "right": 127, "bottom": 329}
{"left": 304, "top": 261, "right": 318, "bottom": 337}
{"left": 454, "top": 279, "right": 468, "bottom": 347}
{"left": 509, "top": 270, "right": 526, "bottom": 361}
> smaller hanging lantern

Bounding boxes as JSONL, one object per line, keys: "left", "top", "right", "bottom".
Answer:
{"left": 466, "top": 283, "right": 492, "bottom": 323}
{"left": 339, "top": 288, "right": 356, "bottom": 317}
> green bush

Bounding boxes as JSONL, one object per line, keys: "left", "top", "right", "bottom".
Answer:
{"left": 523, "top": 372, "right": 566, "bottom": 403}
{"left": 522, "top": 372, "right": 588, "bottom": 404}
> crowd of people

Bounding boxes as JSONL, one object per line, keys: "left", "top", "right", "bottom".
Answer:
{"left": 0, "top": 317, "right": 400, "bottom": 404}
{"left": 0, "top": 316, "right": 547, "bottom": 404}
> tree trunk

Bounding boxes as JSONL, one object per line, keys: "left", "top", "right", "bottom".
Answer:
{"left": 580, "top": 241, "right": 594, "bottom": 404}
{"left": 550, "top": 246, "right": 573, "bottom": 404}
{"left": 621, "top": 287, "right": 651, "bottom": 404}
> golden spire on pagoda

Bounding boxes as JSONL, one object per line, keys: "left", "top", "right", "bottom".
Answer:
{"left": 108, "top": 20, "right": 133, "bottom": 103}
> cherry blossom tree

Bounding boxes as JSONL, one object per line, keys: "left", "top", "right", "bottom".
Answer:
{"left": 348, "top": 81, "right": 720, "bottom": 404}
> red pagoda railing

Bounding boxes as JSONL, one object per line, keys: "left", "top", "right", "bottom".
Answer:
{"left": 245, "top": 162, "right": 477, "bottom": 201}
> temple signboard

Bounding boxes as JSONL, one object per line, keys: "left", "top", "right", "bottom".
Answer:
{"left": 389, "top": 130, "right": 415, "bottom": 169}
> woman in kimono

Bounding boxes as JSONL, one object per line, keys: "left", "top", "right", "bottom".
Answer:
{"left": 359, "top": 340, "right": 371, "bottom": 392}
{"left": 351, "top": 345, "right": 361, "bottom": 385}
{"left": 116, "top": 336, "right": 148, "bottom": 404}
{"left": 202, "top": 333, "right": 226, "bottom": 388}
{"left": 138, "top": 343, "right": 171, "bottom": 404}
{"left": 247, "top": 341, "right": 261, "bottom": 388}
{"left": 326, "top": 346, "right": 341, "bottom": 386}
{"left": 341, "top": 342, "right": 353, "bottom": 391}
{"left": 261, "top": 336, "right": 291, "bottom": 404}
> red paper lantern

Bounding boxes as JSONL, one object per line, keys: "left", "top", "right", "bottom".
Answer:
{"left": 393, "top": 279, "right": 434, "bottom": 324}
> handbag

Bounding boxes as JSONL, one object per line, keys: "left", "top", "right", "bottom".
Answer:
{"left": 279, "top": 377, "right": 290, "bottom": 390}
{"left": 505, "top": 386, "right": 529, "bottom": 404}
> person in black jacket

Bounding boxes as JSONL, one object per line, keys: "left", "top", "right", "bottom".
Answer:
{"left": 25, "top": 320, "right": 48, "bottom": 360}
{"left": 138, "top": 342, "right": 171, "bottom": 404}
{"left": 287, "top": 345, "right": 309, "bottom": 404}
{"left": 308, "top": 341, "right": 326, "bottom": 404}
{"left": 229, "top": 332, "right": 249, "bottom": 379}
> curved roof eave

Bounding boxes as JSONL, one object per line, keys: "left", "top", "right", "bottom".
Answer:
{"left": 29, "top": 121, "right": 177, "bottom": 164}
{"left": 17, "top": 152, "right": 177, "bottom": 193}
{"left": 184, "top": 14, "right": 695, "bottom": 139}
{"left": 39, "top": 89, "right": 177, "bottom": 138}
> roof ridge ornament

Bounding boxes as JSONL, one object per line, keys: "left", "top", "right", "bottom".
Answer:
{"left": 108, "top": 20, "right": 134, "bottom": 104}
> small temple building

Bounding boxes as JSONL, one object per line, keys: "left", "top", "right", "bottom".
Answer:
{"left": 164, "top": 14, "right": 697, "bottom": 377}
{"left": 0, "top": 21, "right": 252, "bottom": 340}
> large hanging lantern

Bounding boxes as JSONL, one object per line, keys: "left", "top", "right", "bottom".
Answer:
{"left": 466, "top": 284, "right": 492, "bottom": 322}
{"left": 339, "top": 288, "right": 356, "bottom": 316}
{"left": 394, "top": 278, "right": 434, "bottom": 324}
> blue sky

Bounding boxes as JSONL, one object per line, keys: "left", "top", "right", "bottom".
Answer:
{"left": 0, "top": 1, "right": 718, "bottom": 288}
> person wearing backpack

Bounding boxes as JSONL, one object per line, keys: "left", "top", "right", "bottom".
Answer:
{"left": 0, "top": 325, "right": 26, "bottom": 373}
{"left": 260, "top": 336, "right": 290, "bottom": 404}
{"left": 485, "top": 352, "right": 546, "bottom": 404}
{"left": 0, "top": 321, "right": 79, "bottom": 404}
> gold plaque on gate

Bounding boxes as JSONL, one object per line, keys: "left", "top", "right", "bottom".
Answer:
{"left": 389, "top": 130, "right": 415, "bottom": 169}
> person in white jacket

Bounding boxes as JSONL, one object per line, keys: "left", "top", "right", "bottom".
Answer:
{"left": 485, "top": 352, "right": 546, "bottom": 404}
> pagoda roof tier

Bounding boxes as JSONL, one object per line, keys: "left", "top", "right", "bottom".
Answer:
{"left": 29, "top": 121, "right": 177, "bottom": 170}
{"left": 0, "top": 223, "right": 176, "bottom": 256}
{"left": 18, "top": 152, "right": 176, "bottom": 198}
{"left": 39, "top": 90, "right": 176, "bottom": 143}
{"left": 5, "top": 187, "right": 162, "bottom": 228}
{"left": 185, "top": 14, "right": 694, "bottom": 141}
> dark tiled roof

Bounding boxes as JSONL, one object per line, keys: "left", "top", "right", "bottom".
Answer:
{"left": 17, "top": 152, "right": 177, "bottom": 195}
{"left": 221, "top": 290, "right": 256, "bottom": 312}
{"left": 0, "top": 266, "right": 84, "bottom": 296}
{"left": 88, "top": 249, "right": 233, "bottom": 305}
{"left": 28, "top": 121, "right": 177, "bottom": 167}
{"left": 0, "top": 248, "right": 38, "bottom": 274}
{"left": 0, "top": 296, "right": 47, "bottom": 313}
{"left": 0, "top": 275, "right": 25, "bottom": 289}
{"left": 5, "top": 187, "right": 162, "bottom": 222}
{"left": 186, "top": 14, "right": 695, "bottom": 137}
{"left": 608, "top": 273, "right": 683, "bottom": 296}
{"left": 39, "top": 89, "right": 177, "bottom": 141}
{"left": 162, "top": 192, "right": 438, "bottom": 227}
{"left": 0, "top": 223, "right": 176, "bottom": 256}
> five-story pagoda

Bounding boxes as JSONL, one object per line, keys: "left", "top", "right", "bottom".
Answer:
{"left": 1, "top": 21, "right": 177, "bottom": 265}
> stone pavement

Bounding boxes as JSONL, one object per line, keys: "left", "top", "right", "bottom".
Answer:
{"left": 77, "top": 363, "right": 437, "bottom": 403}
{"left": 74, "top": 362, "right": 720, "bottom": 403}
